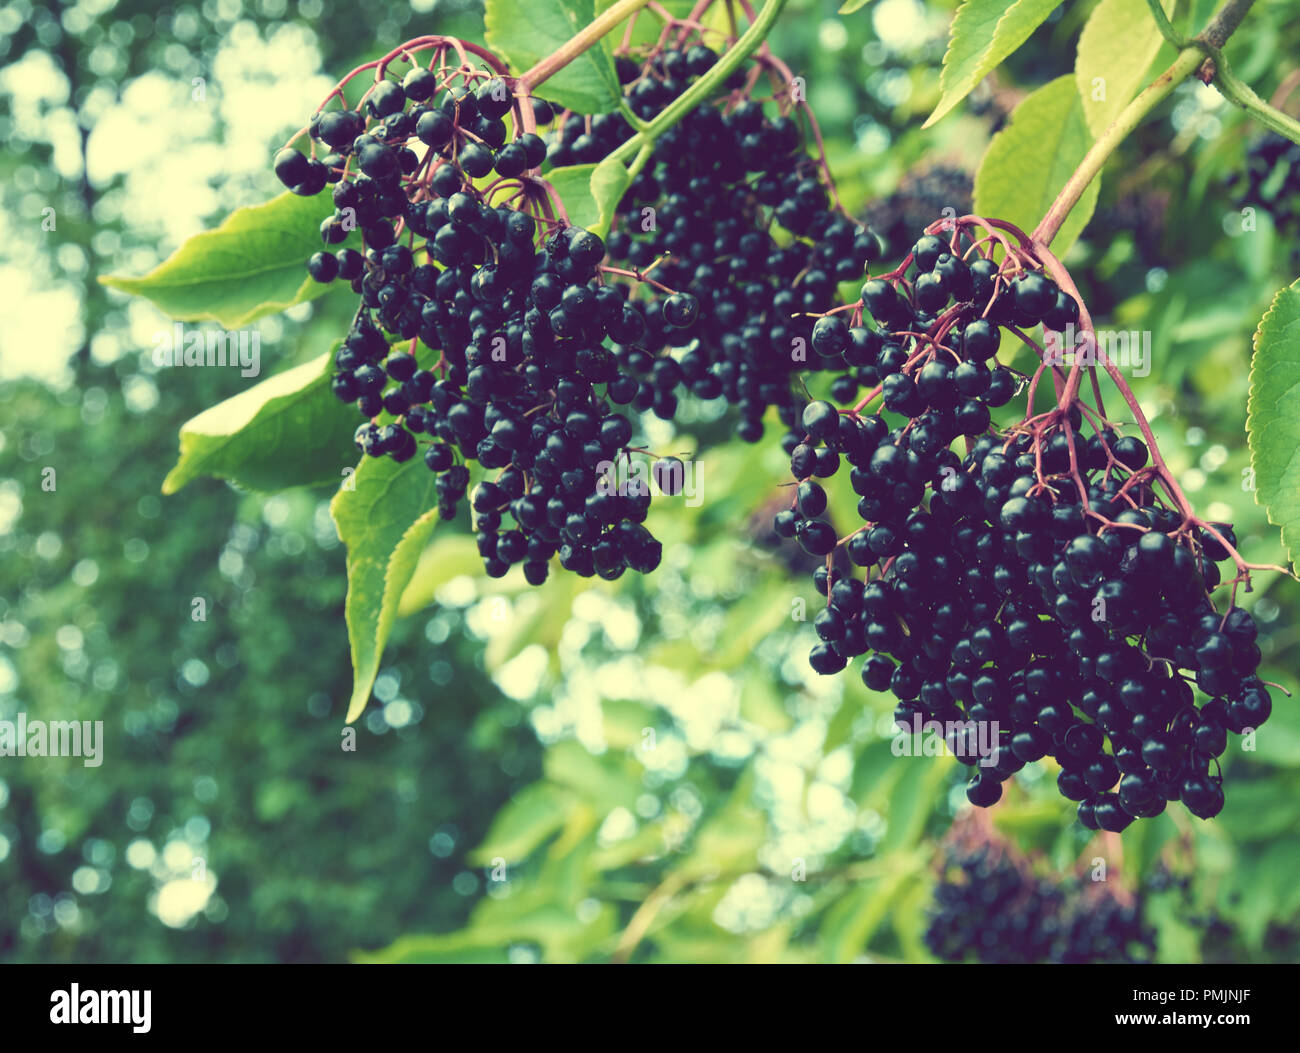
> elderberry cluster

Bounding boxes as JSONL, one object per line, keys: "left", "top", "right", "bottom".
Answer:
{"left": 863, "top": 164, "right": 973, "bottom": 263}
{"left": 1227, "top": 132, "right": 1300, "bottom": 264}
{"left": 560, "top": 44, "right": 887, "bottom": 444}
{"left": 924, "top": 837, "right": 1155, "bottom": 964}
{"left": 273, "top": 62, "right": 690, "bottom": 585}
{"left": 782, "top": 230, "right": 1271, "bottom": 826}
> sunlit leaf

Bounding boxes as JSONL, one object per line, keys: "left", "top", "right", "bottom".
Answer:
{"left": 162, "top": 348, "right": 357, "bottom": 494}
{"left": 330, "top": 456, "right": 441, "bottom": 722}
{"left": 926, "top": 0, "right": 1065, "bottom": 128}
{"left": 973, "top": 75, "right": 1099, "bottom": 255}
{"left": 485, "top": 0, "right": 622, "bottom": 114}
{"left": 101, "top": 191, "right": 346, "bottom": 327}
{"left": 1246, "top": 278, "right": 1300, "bottom": 568}
{"left": 1075, "top": 0, "right": 1176, "bottom": 139}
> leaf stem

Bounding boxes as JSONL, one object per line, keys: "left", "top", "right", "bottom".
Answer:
{"left": 517, "top": 0, "right": 654, "bottom": 91}
{"left": 1199, "top": 0, "right": 1256, "bottom": 48}
{"left": 1200, "top": 43, "right": 1300, "bottom": 145}
{"left": 1033, "top": 45, "right": 1204, "bottom": 246}
{"left": 607, "top": 0, "right": 791, "bottom": 168}
{"left": 1035, "top": 0, "right": 1269, "bottom": 245}
{"left": 626, "top": 140, "right": 656, "bottom": 183}
{"left": 1144, "top": 0, "right": 1185, "bottom": 48}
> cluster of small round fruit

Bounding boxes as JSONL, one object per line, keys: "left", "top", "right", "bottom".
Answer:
{"left": 924, "top": 830, "right": 1156, "bottom": 964}
{"left": 780, "top": 224, "right": 1270, "bottom": 825}
{"left": 595, "top": 45, "right": 888, "bottom": 445}
{"left": 273, "top": 52, "right": 696, "bottom": 585}
{"left": 1227, "top": 132, "right": 1300, "bottom": 258}
{"left": 272, "top": 35, "right": 1277, "bottom": 828}
{"left": 274, "top": 33, "right": 886, "bottom": 587}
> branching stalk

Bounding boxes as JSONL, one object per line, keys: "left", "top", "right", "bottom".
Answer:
{"left": 1144, "top": 0, "right": 1185, "bottom": 47}
{"left": 1200, "top": 43, "right": 1300, "bottom": 144}
{"left": 607, "top": 0, "right": 791, "bottom": 168}
{"left": 1034, "top": 45, "right": 1203, "bottom": 246}
{"left": 1038, "top": 0, "right": 1291, "bottom": 244}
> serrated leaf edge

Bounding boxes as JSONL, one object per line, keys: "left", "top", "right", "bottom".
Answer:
{"left": 1246, "top": 278, "right": 1300, "bottom": 568}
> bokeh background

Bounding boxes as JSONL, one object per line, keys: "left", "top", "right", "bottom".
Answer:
{"left": 1, "top": 0, "right": 1297, "bottom": 963}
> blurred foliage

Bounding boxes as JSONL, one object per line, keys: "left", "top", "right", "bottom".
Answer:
{"left": 0, "top": 368, "right": 542, "bottom": 961}
{"left": 2, "top": 0, "right": 1299, "bottom": 963}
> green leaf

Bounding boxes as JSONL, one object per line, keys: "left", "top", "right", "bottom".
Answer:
{"left": 714, "top": 578, "right": 795, "bottom": 669}
{"left": 484, "top": 573, "right": 582, "bottom": 671}
{"left": 546, "top": 165, "right": 603, "bottom": 232}
{"left": 821, "top": 871, "right": 911, "bottom": 962}
{"left": 851, "top": 740, "right": 902, "bottom": 807}
{"left": 838, "top": 0, "right": 878, "bottom": 13}
{"left": 546, "top": 156, "right": 631, "bottom": 238}
{"left": 925, "top": 0, "right": 1065, "bottom": 128}
{"left": 330, "top": 455, "right": 442, "bottom": 723}
{"left": 1117, "top": 811, "right": 1178, "bottom": 879}
{"left": 1146, "top": 890, "right": 1203, "bottom": 963}
{"left": 673, "top": 768, "right": 765, "bottom": 881}
{"left": 601, "top": 698, "right": 659, "bottom": 749}
{"left": 470, "top": 783, "right": 574, "bottom": 864}
{"left": 100, "top": 191, "right": 344, "bottom": 328}
{"left": 1075, "top": 0, "right": 1175, "bottom": 139}
{"left": 543, "top": 740, "right": 642, "bottom": 813}
{"left": 485, "top": 0, "right": 622, "bottom": 115}
{"left": 1219, "top": 841, "right": 1300, "bottom": 946}
{"left": 1216, "top": 775, "right": 1300, "bottom": 843}
{"left": 162, "top": 348, "right": 358, "bottom": 495}
{"left": 353, "top": 931, "right": 513, "bottom": 964}
{"left": 597, "top": 0, "right": 697, "bottom": 52}
{"left": 471, "top": 897, "right": 618, "bottom": 964}
{"left": 397, "top": 534, "right": 486, "bottom": 617}
{"left": 973, "top": 75, "right": 1100, "bottom": 256}
{"left": 1247, "top": 669, "right": 1300, "bottom": 767}
{"left": 892, "top": 880, "right": 934, "bottom": 962}
{"left": 738, "top": 671, "right": 792, "bottom": 733}
{"left": 590, "top": 155, "right": 633, "bottom": 235}
{"left": 824, "top": 693, "right": 866, "bottom": 753}
{"left": 878, "top": 757, "right": 949, "bottom": 854}
{"left": 1246, "top": 278, "right": 1300, "bottom": 568}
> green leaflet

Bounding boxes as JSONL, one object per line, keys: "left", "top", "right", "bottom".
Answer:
{"left": 330, "top": 455, "right": 442, "bottom": 723}
{"left": 973, "top": 75, "right": 1100, "bottom": 256}
{"left": 398, "top": 535, "right": 485, "bottom": 617}
{"left": 469, "top": 783, "right": 575, "bottom": 864}
{"left": 101, "top": 191, "right": 346, "bottom": 328}
{"left": 543, "top": 155, "right": 632, "bottom": 238}
{"left": 1246, "top": 278, "right": 1300, "bottom": 568}
{"left": 485, "top": 0, "right": 622, "bottom": 114}
{"left": 926, "top": 0, "right": 1065, "bottom": 128}
{"left": 353, "top": 932, "right": 512, "bottom": 964}
{"left": 162, "top": 348, "right": 358, "bottom": 495}
{"left": 1075, "top": 0, "right": 1176, "bottom": 140}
